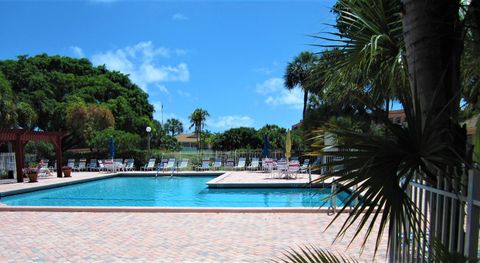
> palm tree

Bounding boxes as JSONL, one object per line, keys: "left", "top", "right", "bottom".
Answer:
{"left": 300, "top": 0, "right": 478, "bottom": 260}
{"left": 313, "top": 0, "right": 406, "bottom": 114}
{"left": 284, "top": 51, "right": 318, "bottom": 120}
{"left": 164, "top": 118, "right": 183, "bottom": 136}
{"left": 189, "top": 108, "right": 209, "bottom": 150}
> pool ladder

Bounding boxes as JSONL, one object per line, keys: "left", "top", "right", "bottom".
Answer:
{"left": 155, "top": 165, "right": 176, "bottom": 177}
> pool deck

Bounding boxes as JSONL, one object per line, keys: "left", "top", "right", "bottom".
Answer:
{"left": 0, "top": 212, "right": 388, "bottom": 262}
{"left": 207, "top": 170, "right": 329, "bottom": 188}
{"left": 0, "top": 170, "right": 388, "bottom": 262}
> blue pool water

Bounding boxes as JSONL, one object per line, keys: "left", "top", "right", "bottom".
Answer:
{"left": 0, "top": 176, "right": 351, "bottom": 207}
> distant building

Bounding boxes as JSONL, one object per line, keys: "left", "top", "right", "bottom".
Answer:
{"left": 388, "top": 110, "right": 406, "bottom": 125}
{"left": 175, "top": 133, "right": 199, "bottom": 151}
{"left": 291, "top": 120, "right": 303, "bottom": 130}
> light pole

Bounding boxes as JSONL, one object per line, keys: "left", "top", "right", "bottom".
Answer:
{"left": 146, "top": 126, "right": 152, "bottom": 153}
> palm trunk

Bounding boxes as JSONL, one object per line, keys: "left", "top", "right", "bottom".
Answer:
{"left": 402, "top": 0, "right": 462, "bottom": 126}
{"left": 302, "top": 90, "right": 308, "bottom": 120}
{"left": 401, "top": 0, "right": 465, "bottom": 258}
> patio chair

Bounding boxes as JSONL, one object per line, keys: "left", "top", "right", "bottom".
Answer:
{"left": 213, "top": 158, "right": 222, "bottom": 170}
{"left": 299, "top": 159, "right": 310, "bottom": 173}
{"left": 196, "top": 159, "right": 210, "bottom": 171}
{"left": 275, "top": 159, "right": 288, "bottom": 178}
{"left": 246, "top": 157, "right": 259, "bottom": 171}
{"left": 74, "top": 158, "right": 87, "bottom": 171}
{"left": 178, "top": 159, "right": 189, "bottom": 171}
{"left": 141, "top": 159, "right": 156, "bottom": 171}
{"left": 49, "top": 160, "right": 57, "bottom": 172}
{"left": 88, "top": 159, "right": 98, "bottom": 171}
{"left": 163, "top": 158, "right": 176, "bottom": 172}
{"left": 67, "top": 159, "right": 75, "bottom": 169}
{"left": 233, "top": 157, "right": 246, "bottom": 170}
{"left": 114, "top": 158, "right": 125, "bottom": 171}
{"left": 97, "top": 160, "right": 107, "bottom": 172}
{"left": 262, "top": 158, "right": 274, "bottom": 173}
{"left": 125, "top": 159, "right": 135, "bottom": 171}
{"left": 225, "top": 158, "right": 235, "bottom": 170}
{"left": 38, "top": 159, "right": 52, "bottom": 178}
{"left": 286, "top": 161, "right": 300, "bottom": 179}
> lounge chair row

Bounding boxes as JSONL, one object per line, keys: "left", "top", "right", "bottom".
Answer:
{"left": 141, "top": 157, "right": 310, "bottom": 172}
{"left": 63, "top": 158, "right": 135, "bottom": 172}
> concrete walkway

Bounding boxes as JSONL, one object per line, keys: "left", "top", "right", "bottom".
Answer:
{"left": 0, "top": 212, "right": 388, "bottom": 262}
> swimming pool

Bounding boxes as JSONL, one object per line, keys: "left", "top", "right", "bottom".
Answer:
{"left": 0, "top": 176, "right": 351, "bottom": 207}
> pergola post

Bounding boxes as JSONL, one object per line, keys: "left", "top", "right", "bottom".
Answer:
{"left": 14, "top": 133, "right": 24, "bottom": 183}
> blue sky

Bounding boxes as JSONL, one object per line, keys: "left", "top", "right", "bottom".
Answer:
{"left": 0, "top": 0, "right": 337, "bottom": 133}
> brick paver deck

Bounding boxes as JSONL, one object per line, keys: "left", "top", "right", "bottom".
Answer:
{"left": 0, "top": 212, "right": 388, "bottom": 262}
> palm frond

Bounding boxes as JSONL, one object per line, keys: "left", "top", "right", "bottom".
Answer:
{"left": 275, "top": 245, "right": 358, "bottom": 263}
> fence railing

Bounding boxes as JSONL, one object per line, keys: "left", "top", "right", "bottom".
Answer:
{"left": 389, "top": 168, "right": 480, "bottom": 262}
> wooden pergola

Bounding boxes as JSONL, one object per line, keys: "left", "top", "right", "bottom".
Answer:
{"left": 0, "top": 129, "right": 64, "bottom": 182}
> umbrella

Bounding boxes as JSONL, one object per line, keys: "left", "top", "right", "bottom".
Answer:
{"left": 285, "top": 130, "right": 292, "bottom": 161}
{"left": 262, "top": 134, "right": 270, "bottom": 158}
{"left": 109, "top": 136, "right": 115, "bottom": 160}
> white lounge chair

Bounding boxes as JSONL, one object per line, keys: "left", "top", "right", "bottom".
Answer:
{"left": 74, "top": 158, "right": 87, "bottom": 171}
{"left": 233, "top": 158, "right": 246, "bottom": 170}
{"left": 125, "top": 159, "right": 135, "bottom": 171}
{"left": 178, "top": 159, "right": 189, "bottom": 171}
{"left": 88, "top": 159, "right": 98, "bottom": 171}
{"left": 142, "top": 159, "right": 156, "bottom": 171}
{"left": 163, "top": 158, "right": 176, "bottom": 172}
{"left": 246, "top": 157, "right": 259, "bottom": 171}
{"left": 67, "top": 159, "right": 75, "bottom": 169}
{"left": 197, "top": 159, "right": 210, "bottom": 171}
{"left": 213, "top": 159, "right": 222, "bottom": 170}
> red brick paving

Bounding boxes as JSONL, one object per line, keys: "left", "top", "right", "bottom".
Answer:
{"left": 0, "top": 212, "right": 387, "bottom": 262}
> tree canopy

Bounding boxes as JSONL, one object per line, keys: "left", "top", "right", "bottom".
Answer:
{"left": 0, "top": 54, "right": 178, "bottom": 151}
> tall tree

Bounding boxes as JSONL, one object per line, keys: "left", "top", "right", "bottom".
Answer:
{"left": 164, "top": 118, "right": 184, "bottom": 136}
{"left": 189, "top": 108, "right": 209, "bottom": 150}
{"left": 284, "top": 51, "right": 318, "bottom": 120}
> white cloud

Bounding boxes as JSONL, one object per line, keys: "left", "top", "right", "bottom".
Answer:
{"left": 91, "top": 41, "right": 189, "bottom": 91}
{"left": 177, "top": 90, "right": 191, "bottom": 97}
{"left": 70, "top": 46, "right": 85, "bottom": 58}
{"left": 157, "top": 85, "right": 169, "bottom": 94}
{"left": 255, "top": 77, "right": 283, "bottom": 95}
{"left": 254, "top": 67, "right": 274, "bottom": 75}
{"left": 265, "top": 89, "right": 303, "bottom": 109}
{"left": 172, "top": 13, "right": 189, "bottom": 21}
{"left": 255, "top": 77, "right": 303, "bottom": 110}
{"left": 207, "top": 115, "right": 255, "bottom": 130}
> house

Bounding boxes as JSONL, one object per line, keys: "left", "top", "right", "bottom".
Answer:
{"left": 175, "top": 133, "right": 199, "bottom": 151}
{"left": 388, "top": 109, "right": 406, "bottom": 125}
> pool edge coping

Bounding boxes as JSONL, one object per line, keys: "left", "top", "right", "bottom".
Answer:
{"left": 0, "top": 206, "right": 363, "bottom": 213}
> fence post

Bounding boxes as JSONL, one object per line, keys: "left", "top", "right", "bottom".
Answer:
{"left": 465, "top": 169, "right": 480, "bottom": 260}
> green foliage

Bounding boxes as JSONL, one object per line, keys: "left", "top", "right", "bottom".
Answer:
{"left": 0, "top": 71, "right": 16, "bottom": 128}
{"left": 25, "top": 141, "right": 55, "bottom": 159}
{"left": 90, "top": 128, "right": 141, "bottom": 153}
{"left": 211, "top": 127, "right": 262, "bottom": 151}
{"left": 0, "top": 54, "right": 154, "bottom": 150}
{"left": 284, "top": 51, "right": 319, "bottom": 119}
{"left": 16, "top": 102, "right": 38, "bottom": 129}
{"left": 164, "top": 118, "right": 184, "bottom": 136}
{"left": 66, "top": 102, "right": 115, "bottom": 148}
{"left": 257, "top": 124, "right": 287, "bottom": 150}
{"left": 189, "top": 108, "right": 210, "bottom": 149}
